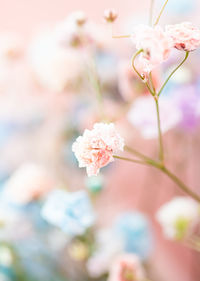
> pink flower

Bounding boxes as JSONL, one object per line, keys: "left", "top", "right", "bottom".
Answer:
{"left": 72, "top": 123, "right": 124, "bottom": 176}
{"left": 132, "top": 25, "right": 172, "bottom": 74}
{"left": 165, "top": 22, "right": 200, "bottom": 51}
{"left": 108, "top": 254, "right": 145, "bottom": 281}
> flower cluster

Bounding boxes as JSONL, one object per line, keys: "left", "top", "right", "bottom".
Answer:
{"left": 72, "top": 123, "right": 124, "bottom": 176}
{"left": 166, "top": 22, "right": 200, "bottom": 52}
{"left": 131, "top": 22, "right": 200, "bottom": 78}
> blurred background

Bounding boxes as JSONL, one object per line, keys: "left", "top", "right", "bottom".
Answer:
{"left": 0, "top": 0, "right": 200, "bottom": 281}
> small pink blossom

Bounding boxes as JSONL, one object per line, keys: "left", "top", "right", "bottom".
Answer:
{"left": 165, "top": 22, "right": 200, "bottom": 51}
{"left": 108, "top": 254, "right": 145, "bottom": 281}
{"left": 72, "top": 123, "right": 124, "bottom": 176}
{"left": 132, "top": 25, "right": 172, "bottom": 74}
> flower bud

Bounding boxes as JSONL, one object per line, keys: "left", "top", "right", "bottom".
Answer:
{"left": 104, "top": 9, "right": 118, "bottom": 23}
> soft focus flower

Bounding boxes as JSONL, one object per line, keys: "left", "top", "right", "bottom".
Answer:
{"left": 166, "top": 22, "right": 200, "bottom": 52}
{"left": 104, "top": 9, "right": 118, "bottom": 23}
{"left": 172, "top": 85, "right": 200, "bottom": 131}
{"left": 108, "top": 254, "right": 145, "bottom": 281}
{"left": 113, "top": 212, "right": 153, "bottom": 260}
{"left": 0, "top": 200, "right": 32, "bottom": 241}
{"left": 72, "top": 123, "right": 124, "bottom": 176}
{"left": 0, "top": 246, "right": 13, "bottom": 266}
{"left": 131, "top": 25, "right": 172, "bottom": 74}
{"left": 156, "top": 196, "right": 200, "bottom": 240}
{"left": 69, "top": 10, "right": 87, "bottom": 26}
{"left": 29, "top": 31, "right": 85, "bottom": 92}
{"left": 127, "top": 95, "right": 181, "bottom": 139}
{"left": 3, "top": 163, "right": 54, "bottom": 205}
{"left": 41, "top": 189, "right": 95, "bottom": 236}
{"left": 29, "top": 11, "right": 108, "bottom": 92}
{"left": 87, "top": 229, "right": 123, "bottom": 278}
{"left": 0, "top": 32, "right": 22, "bottom": 60}
{"left": 68, "top": 240, "right": 89, "bottom": 261}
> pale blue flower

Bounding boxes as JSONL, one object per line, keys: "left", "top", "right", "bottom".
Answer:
{"left": 41, "top": 190, "right": 95, "bottom": 237}
{"left": 113, "top": 212, "right": 153, "bottom": 260}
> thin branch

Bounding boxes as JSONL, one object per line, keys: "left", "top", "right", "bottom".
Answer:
{"left": 158, "top": 51, "right": 189, "bottom": 97}
{"left": 131, "top": 49, "right": 155, "bottom": 95}
{"left": 155, "top": 98, "right": 164, "bottom": 163}
{"left": 154, "top": 0, "right": 169, "bottom": 26}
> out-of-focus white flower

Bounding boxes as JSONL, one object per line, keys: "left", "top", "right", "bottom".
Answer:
{"left": 156, "top": 196, "right": 200, "bottom": 240}
{"left": 87, "top": 229, "right": 123, "bottom": 278}
{"left": 29, "top": 12, "right": 108, "bottom": 92}
{"left": 0, "top": 32, "right": 22, "bottom": 60}
{"left": 127, "top": 95, "right": 181, "bottom": 139}
{"left": 0, "top": 246, "right": 13, "bottom": 266}
{"left": 29, "top": 30, "right": 85, "bottom": 92}
{"left": 3, "top": 163, "right": 54, "bottom": 205}
{"left": 108, "top": 253, "right": 145, "bottom": 281}
{"left": 41, "top": 189, "right": 95, "bottom": 237}
{"left": 0, "top": 201, "right": 33, "bottom": 241}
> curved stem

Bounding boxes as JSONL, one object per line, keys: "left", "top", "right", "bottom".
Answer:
{"left": 131, "top": 50, "right": 155, "bottom": 95}
{"left": 154, "top": 0, "right": 169, "bottom": 26}
{"left": 158, "top": 51, "right": 189, "bottom": 96}
{"left": 155, "top": 98, "right": 164, "bottom": 163}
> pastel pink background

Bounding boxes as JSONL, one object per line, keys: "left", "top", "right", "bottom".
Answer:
{"left": 0, "top": 0, "right": 200, "bottom": 280}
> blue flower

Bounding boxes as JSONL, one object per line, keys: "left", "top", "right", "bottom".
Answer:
{"left": 41, "top": 190, "right": 95, "bottom": 237}
{"left": 113, "top": 212, "right": 153, "bottom": 260}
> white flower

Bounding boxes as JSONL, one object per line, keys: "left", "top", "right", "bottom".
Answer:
{"left": 156, "top": 196, "right": 200, "bottom": 240}
{"left": 3, "top": 163, "right": 54, "bottom": 204}
{"left": 127, "top": 95, "right": 181, "bottom": 139}
{"left": 29, "top": 30, "right": 84, "bottom": 92}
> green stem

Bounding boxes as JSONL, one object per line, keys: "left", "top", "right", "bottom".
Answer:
{"left": 112, "top": 34, "right": 131, "bottom": 38}
{"left": 160, "top": 166, "right": 200, "bottom": 203}
{"left": 115, "top": 154, "right": 200, "bottom": 203}
{"left": 113, "top": 155, "right": 146, "bottom": 165}
{"left": 125, "top": 145, "right": 152, "bottom": 162}
{"left": 149, "top": 72, "right": 156, "bottom": 93}
{"left": 158, "top": 51, "right": 189, "bottom": 96}
{"left": 154, "top": 0, "right": 169, "bottom": 26}
{"left": 131, "top": 50, "right": 155, "bottom": 95}
{"left": 155, "top": 98, "right": 164, "bottom": 163}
